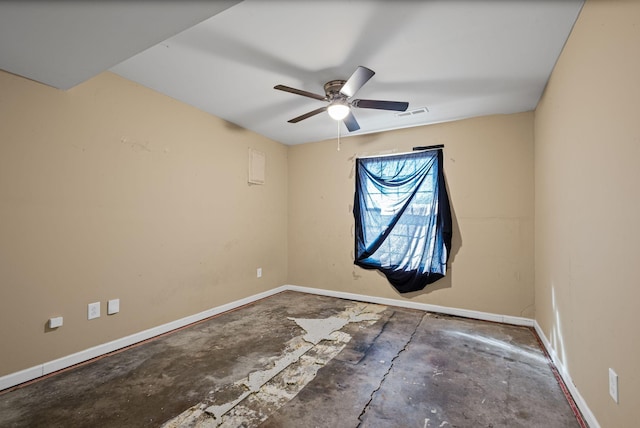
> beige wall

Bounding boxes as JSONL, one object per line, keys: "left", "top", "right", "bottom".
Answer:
{"left": 5, "top": 4, "right": 634, "bottom": 425}
{"left": 0, "top": 71, "right": 288, "bottom": 376}
{"left": 288, "top": 113, "right": 535, "bottom": 318}
{"left": 534, "top": 0, "right": 640, "bottom": 426}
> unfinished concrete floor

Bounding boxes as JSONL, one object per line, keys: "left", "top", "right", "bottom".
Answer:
{"left": 0, "top": 291, "right": 583, "bottom": 427}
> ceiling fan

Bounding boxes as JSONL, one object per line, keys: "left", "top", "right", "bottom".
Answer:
{"left": 274, "top": 66, "right": 409, "bottom": 132}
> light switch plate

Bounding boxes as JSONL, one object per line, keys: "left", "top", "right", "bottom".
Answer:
{"left": 49, "top": 317, "right": 63, "bottom": 328}
{"left": 107, "top": 299, "right": 120, "bottom": 315}
{"left": 609, "top": 368, "right": 619, "bottom": 403}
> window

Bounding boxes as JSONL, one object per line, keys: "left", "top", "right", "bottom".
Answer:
{"left": 353, "top": 149, "right": 452, "bottom": 293}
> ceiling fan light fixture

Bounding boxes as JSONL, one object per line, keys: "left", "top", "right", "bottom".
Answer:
{"left": 327, "top": 102, "right": 350, "bottom": 121}
{"left": 275, "top": 66, "right": 407, "bottom": 132}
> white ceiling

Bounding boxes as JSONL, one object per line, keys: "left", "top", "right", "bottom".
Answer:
{"left": 1, "top": 1, "right": 583, "bottom": 145}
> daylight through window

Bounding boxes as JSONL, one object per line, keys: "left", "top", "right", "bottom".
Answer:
{"left": 353, "top": 149, "right": 452, "bottom": 293}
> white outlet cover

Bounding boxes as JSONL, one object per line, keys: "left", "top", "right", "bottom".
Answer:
{"left": 108, "top": 299, "right": 120, "bottom": 315}
{"left": 609, "top": 368, "right": 619, "bottom": 403}
{"left": 49, "top": 317, "right": 63, "bottom": 328}
{"left": 257, "top": 268, "right": 262, "bottom": 278}
{"left": 88, "top": 302, "right": 100, "bottom": 320}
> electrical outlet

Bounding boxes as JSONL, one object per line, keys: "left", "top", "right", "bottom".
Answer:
{"left": 257, "top": 267, "right": 262, "bottom": 278}
{"left": 609, "top": 368, "right": 619, "bottom": 403}
{"left": 88, "top": 302, "right": 100, "bottom": 320}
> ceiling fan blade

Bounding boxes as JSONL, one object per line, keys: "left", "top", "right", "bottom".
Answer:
{"left": 274, "top": 84, "right": 326, "bottom": 101}
{"left": 288, "top": 106, "right": 327, "bottom": 123}
{"left": 343, "top": 111, "right": 360, "bottom": 132}
{"left": 339, "top": 66, "right": 375, "bottom": 98}
{"left": 352, "top": 99, "right": 409, "bottom": 111}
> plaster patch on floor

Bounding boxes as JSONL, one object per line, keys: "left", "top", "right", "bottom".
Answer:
{"left": 161, "top": 302, "right": 386, "bottom": 428}
{"left": 161, "top": 403, "right": 208, "bottom": 427}
{"left": 288, "top": 317, "right": 349, "bottom": 344}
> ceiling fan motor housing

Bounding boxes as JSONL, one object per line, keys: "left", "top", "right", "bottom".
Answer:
{"left": 324, "top": 80, "right": 347, "bottom": 101}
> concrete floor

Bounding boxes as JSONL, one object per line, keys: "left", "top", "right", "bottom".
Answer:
{"left": 0, "top": 291, "right": 583, "bottom": 427}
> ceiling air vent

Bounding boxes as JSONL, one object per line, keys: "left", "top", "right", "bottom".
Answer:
{"left": 396, "top": 107, "right": 429, "bottom": 118}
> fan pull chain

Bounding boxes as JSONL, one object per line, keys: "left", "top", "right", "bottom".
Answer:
{"left": 337, "top": 120, "right": 341, "bottom": 151}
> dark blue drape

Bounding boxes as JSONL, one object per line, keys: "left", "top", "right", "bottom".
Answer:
{"left": 353, "top": 149, "right": 452, "bottom": 293}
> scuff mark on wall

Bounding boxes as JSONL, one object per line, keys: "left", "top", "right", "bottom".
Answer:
{"left": 120, "top": 137, "right": 152, "bottom": 152}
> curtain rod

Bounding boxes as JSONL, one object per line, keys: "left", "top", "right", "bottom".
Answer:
{"left": 357, "top": 145, "right": 444, "bottom": 160}
{"left": 413, "top": 144, "right": 444, "bottom": 151}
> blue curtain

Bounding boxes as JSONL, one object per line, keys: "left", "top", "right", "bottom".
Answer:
{"left": 353, "top": 149, "right": 452, "bottom": 293}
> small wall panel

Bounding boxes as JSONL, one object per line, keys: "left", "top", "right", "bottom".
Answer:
{"left": 248, "top": 148, "right": 265, "bottom": 184}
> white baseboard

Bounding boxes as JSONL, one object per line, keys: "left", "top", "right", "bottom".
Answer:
{"left": 282, "top": 284, "right": 535, "bottom": 327}
{"left": 534, "top": 321, "right": 600, "bottom": 428}
{"left": 0, "top": 286, "right": 287, "bottom": 391}
{"left": 0, "top": 283, "right": 599, "bottom": 428}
